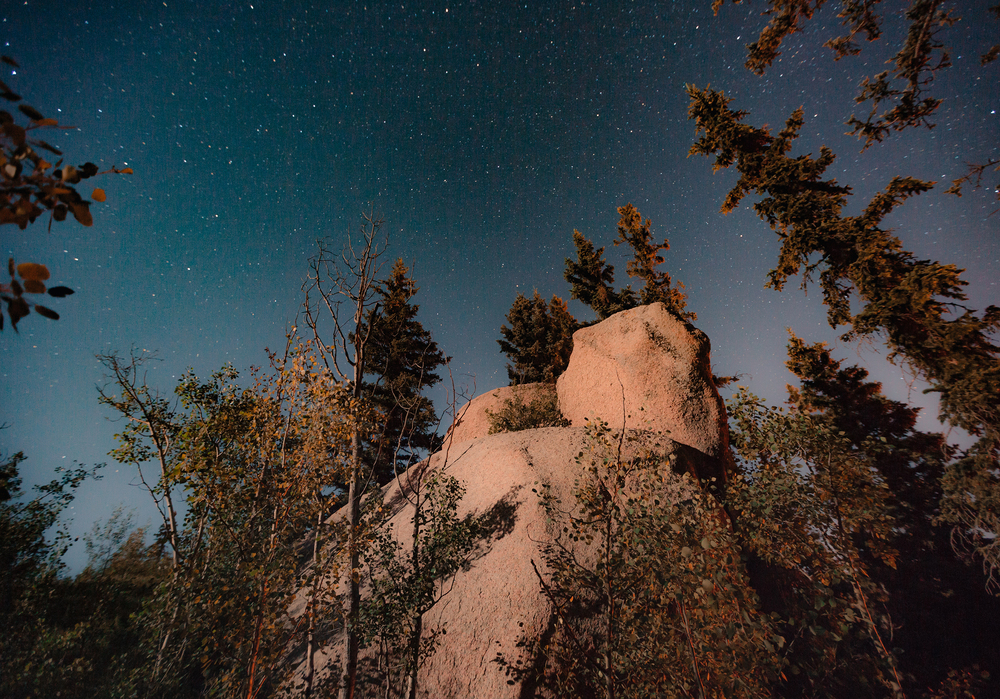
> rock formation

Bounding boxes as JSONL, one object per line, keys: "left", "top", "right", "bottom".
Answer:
{"left": 293, "top": 302, "right": 732, "bottom": 697}
{"left": 557, "top": 302, "right": 732, "bottom": 485}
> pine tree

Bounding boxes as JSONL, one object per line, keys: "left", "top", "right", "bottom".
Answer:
{"left": 497, "top": 290, "right": 578, "bottom": 385}
{"left": 614, "top": 203, "right": 694, "bottom": 320}
{"left": 565, "top": 205, "right": 692, "bottom": 321}
{"left": 785, "top": 333, "right": 948, "bottom": 526}
{"left": 779, "top": 334, "right": 1000, "bottom": 692}
{"left": 364, "top": 259, "right": 448, "bottom": 484}
{"left": 564, "top": 230, "right": 633, "bottom": 320}
{"left": 687, "top": 84, "right": 1000, "bottom": 582}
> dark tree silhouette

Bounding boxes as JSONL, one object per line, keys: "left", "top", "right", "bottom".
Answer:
{"left": 497, "top": 290, "right": 578, "bottom": 385}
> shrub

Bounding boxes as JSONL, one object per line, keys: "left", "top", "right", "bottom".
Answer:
{"left": 485, "top": 389, "right": 570, "bottom": 434}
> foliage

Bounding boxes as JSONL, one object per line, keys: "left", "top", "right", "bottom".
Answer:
{"left": 686, "top": 83, "right": 1000, "bottom": 584}
{"left": 564, "top": 229, "right": 631, "bottom": 321}
{"left": 1, "top": 55, "right": 132, "bottom": 331}
{"left": 727, "top": 388, "right": 908, "bottom": 696}
{"left": 497, "top": 290, "right": 578, "bottom": 385}
{"left": 784, "top": 333, "right": 949, "bottom": 528}
{"left": 0, "top": 55, "right": 130, "bottom": 230}
{"left": 1, "top": 257, "right": 75, "bottom": 331}
{"left": 97, "top": 343, "right": 354, "bottom": 697}
{"left": 712, "top": 0, "right": 999, "bottom": 196}
{"left": 486, "top": 388, "right": 570, "bottom": 434}
{"left": 510, "top": 420, "right": 781, "bottom": 698}
{"left": 614, "top": 203, "right": 694, "bottom": 320}
{"left": 713, "top": 0, "right": 968, "bottom": 146}
{"left": 565, "top": 204, "right": 693, "bottom": 321}
{"left": 361, "top": 258, "right": 448, "bottom": 485}
{"left": 783, "top": 335, "right": 1000, "bottom": 691}
{"left": 359, "top": 473, "right": 481, "bottom": 698}
{"left": 0, "top": 453, "right": 135, "bottom": 699}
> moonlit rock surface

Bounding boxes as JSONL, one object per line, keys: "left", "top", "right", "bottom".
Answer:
{"left": 557, "top": 302, "right": 730, "bottom": 464}
{"left": 298, "top": 427, "right": 679, "bottom": 698}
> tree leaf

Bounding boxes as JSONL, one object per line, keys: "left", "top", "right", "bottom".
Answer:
{"left": 17, "top": 262, "right": 50, "bottom": 281}
{"left": 18, "top": 104, "right": 44, "bottom": 121}
{"left": 91, "top": 188, "right": 106, "bottom": 202}
{"left": 23, "top": 279, "right": 46, "bottom": 294}
{"left": 71, "top": 202, "right": 93, "bottom": 226}
{"left": 3, "top": 122, "right": 25, "bottom": 146}
{"left": 6, "top": 296, "right": 29, "bottom": 330}
{"left": 34, "top": 305, "right": 59, "bottom": 320}
{"left": 47, "top": 286, "right": 74, "bottom": 298}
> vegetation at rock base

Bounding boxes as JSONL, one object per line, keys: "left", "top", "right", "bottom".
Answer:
{"left": 497, "top": 419, "right": 780, "bottom": 698}
{"left": 486, "top": 387, "right": 571, "bottom": 434}
{"left": 359, "top": 472, "right": 481, "bottom": 699}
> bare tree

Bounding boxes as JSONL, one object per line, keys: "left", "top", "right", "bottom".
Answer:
{"left": 300, "top": 207, "right": 389, "bottom": 699}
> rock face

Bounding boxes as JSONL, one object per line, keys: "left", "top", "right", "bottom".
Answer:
{"left": 446, "top": 382, "right": 556, "bottom": 445}
{"left": 301, "top": 426, "right": 679, "bottom": 699}
{"left": 557, "top": 302, "right": 731, "bottom": 483}
{"left": 295, "top": 304, "right": 731, "bottom": 696}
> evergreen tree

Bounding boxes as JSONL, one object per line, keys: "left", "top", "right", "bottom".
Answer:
{"left": 782, "top": 334, "right": 1000, "bottom": 691}
{"left": 363, "top": 259, "right": 448, "bottom": 484}
{"left": 614, "top": 203, "right": 694, "bottom": 320}
{"left": 565, "top": 205, "right": 692, "bottom": 321}
{"left": 785, "top": 333, "right": 948, "bottom": 528}
{"left": 497, "top": 290, "right": 578, "bottom": 385}
{"left": 686, "top": 84, "right": 1000, "bottom": 583}
{"left": 564, "top": 230, "right": 634, "bottom": 321}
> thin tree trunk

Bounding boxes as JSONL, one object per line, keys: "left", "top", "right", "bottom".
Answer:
{"left": 247, "top": 579, "right": 269, "bottom": 698}
{"left": 340, "top": 410, "right": 363, "bottom": 699}
{"left": 304, "top": 508, "right": 324, "bottom": 699}
{"left": 404, "top": 613, "right": 422, "bottom": 699}
{"left": 604, "top": 499, "right": 615, "bottom": 699}
{"left": 405, "top": 489, "right": 423, "bottom": 699}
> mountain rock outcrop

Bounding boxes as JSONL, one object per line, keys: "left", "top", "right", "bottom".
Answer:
{"left": 295, "top": 302, "right": 731, "bottom": 697}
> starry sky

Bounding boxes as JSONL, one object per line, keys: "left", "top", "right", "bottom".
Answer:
{"left": 2, "top": 0, "right": 997, "bottom": 571}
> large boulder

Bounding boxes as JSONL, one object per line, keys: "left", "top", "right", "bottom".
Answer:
{"left": 294, "top": 426, "right": 679, "bottom": 698}
{"left": 556, "top": 302, "right": 731, "bottom": 482}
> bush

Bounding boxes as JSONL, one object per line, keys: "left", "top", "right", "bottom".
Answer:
{"left": 485, "top": 389, "right": 570, "bottom": 434}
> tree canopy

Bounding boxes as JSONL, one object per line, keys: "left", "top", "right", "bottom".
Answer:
{"left": 497, "top": 290, "right": 578, "bottom": 385}
{"left": 565, "top": 203, "right": 693, "bottom": 322}
{"left": 687, "top": 83, "right": 1000, "bottom": 580}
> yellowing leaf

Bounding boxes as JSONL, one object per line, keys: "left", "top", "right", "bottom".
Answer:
{"left": 120, "top": 167, "right": 133, "bottom": 174}
{"left": 91, "top": 188, "right": 106, "bottom": 202}
{"left": 17, "top": 262, "right": 50, "bottom": 281}
{"left": 23, "top": 279, "right": 46, "bottom": 293}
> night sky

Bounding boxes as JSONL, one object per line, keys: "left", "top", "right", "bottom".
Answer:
{"left": 2, "top": 1, "right": 997, "bottom": 571}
